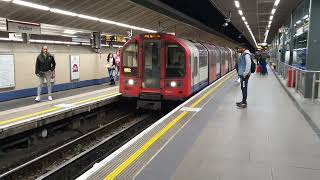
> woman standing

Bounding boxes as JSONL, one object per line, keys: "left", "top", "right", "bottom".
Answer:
{"left": 106, "top": 53, "right": 116, "bottom": 85}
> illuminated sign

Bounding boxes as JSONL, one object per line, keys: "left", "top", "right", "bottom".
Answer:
{"left": 124, "top": 68, "right": 131, "bottom": 73}
{"left": 105, "top": 35, "right": 126, "bottom": 42}
{"left": 143, "top": 34, "right": 161, "bottom": 39}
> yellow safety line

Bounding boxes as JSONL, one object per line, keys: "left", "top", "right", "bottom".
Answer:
{"left": 0, "top": 107, "right": 61, "bottom": 126}
{"left": 0, "top": 92, "right": 120, "bottom": 126}
{"left": 104, "top": 72, "right": 235, "bottom": 180}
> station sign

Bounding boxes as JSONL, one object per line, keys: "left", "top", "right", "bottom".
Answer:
{"left": 7, "top": 19, "right": 41, "bottom": 34}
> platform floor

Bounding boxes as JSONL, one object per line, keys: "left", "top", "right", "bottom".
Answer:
{"left": 0, "top": 84, "right": 120, "bottom": 139}
{"left": 134, "top": 69, "right": 320, "bottom": 180}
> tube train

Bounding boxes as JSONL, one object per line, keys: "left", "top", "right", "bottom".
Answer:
{"left": 119, "top": 33, "right": 236, "bottom": 109}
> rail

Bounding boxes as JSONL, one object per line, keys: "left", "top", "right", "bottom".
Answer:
{"left": 273, "top": 60, "right": 320, "bottom": 101}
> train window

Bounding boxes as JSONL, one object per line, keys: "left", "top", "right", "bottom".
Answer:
{"left": 122, "top": 43, "right": 138, "bottom": 76}
{"left": 166, "top": 44, "right": 186, "bottom": 78}
{"left": 193, "top": 57, "right": 198, "bottom": 77}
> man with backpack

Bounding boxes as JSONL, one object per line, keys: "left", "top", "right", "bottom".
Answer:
{"left": 236, "top": 45, "right": 253, "bottom": 108}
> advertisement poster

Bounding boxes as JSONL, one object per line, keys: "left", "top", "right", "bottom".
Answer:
{"left": 70, "top": 55, "right": 80, "bottom": 80}
{"left": 0, "top": 54, "right": 15, "bottom": 88}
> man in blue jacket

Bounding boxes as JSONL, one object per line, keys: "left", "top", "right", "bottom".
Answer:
{"left": 236, "top": 45, "right": 251, "bottom": 108}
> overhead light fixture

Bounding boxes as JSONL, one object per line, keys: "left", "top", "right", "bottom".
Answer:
{"left": 302, "top": 15, "right": 309, "bottom": 20}
{"left": 50, "top": 8, "right": 77, "bottom": 16}
{"left": 274, "top": 0, "right": 280, "bottom": 6}
{"left": 12, "top": 0, "right": 50, "bottom": 11}
{"left": 241, "top": 16, "right": 246, "bottom": 21}
{"left": 78, "top": 14, "right": 99, "bottom": 21}
{"left": 269, "top": 16, "right": 274, "bottom": 20}
{"left": 63, "top": 29, "right": 81, "bottom": 34}
{"left": 235, "top": 1, "right": 240, "bottom": 8}
{"left": 1, "top": 0, "right": 11, "bottom": 2}
{"left": 268, "top": 21, "right": 272, "bottom": 25}
{"left": 271, "top": 9, "right": 276, "bottom": 14}
{"left": 296, "top": 20, "right": 302, "bottom": 24}
{"left": 238, "top": 10, "right": 243, "bottom": 16}
{"left": 268, "top": 24, "right": 271, "bottom": 28}
{"left": 244, "top": 21, "right": 248, "bottom": 25}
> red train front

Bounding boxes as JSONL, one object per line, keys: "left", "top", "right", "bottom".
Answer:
{"left": 119, "top": 33, "right": 236, "bottom": 109}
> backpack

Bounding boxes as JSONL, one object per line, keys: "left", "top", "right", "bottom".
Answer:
{"left": 245, "top": 53, "right": 256, "bottom": 73}
{"left": 250, "top": 58, "right": 256, "bottom": 73}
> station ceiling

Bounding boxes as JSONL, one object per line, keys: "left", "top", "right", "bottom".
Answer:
{"left": 0, "top": 0, "right": 304, "bottom": 47}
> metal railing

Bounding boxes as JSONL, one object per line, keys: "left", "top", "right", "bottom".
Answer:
{"left": 273, "top": 60, "right": 320, "bottom": 101}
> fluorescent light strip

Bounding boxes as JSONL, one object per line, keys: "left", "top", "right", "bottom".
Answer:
{"left": 12, "top": 0, "right": 50, "bottom": 11}
{"left": 271, "top": 8, "right": 276, "bottom": 14}
{"left": 9, "top": 0, "right": 156, "bottom": 33}
{"left": 235, "top": 1, "right": 240, "bottom": 8}
{"left": 274, "top": 0, "right": 280, "bottom": 6}
{"left": 0, "top": 37, "right": 23, "bottom": 42}
{"left": 234, "top": 0, "right": 257, "bottom": 47}
{"left": 50, "top": 8, "right": 77, "bottom": 16}
{"left": 1, "top": 0, "right": 11, "bottom": 2}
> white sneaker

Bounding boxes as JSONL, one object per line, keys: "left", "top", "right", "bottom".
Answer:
{"left": 48, "top": 96, "right": 53, "bottom": 101}
{"left": 35, "top": 96, "right": 40, "bottom": 102}
{"left": 237, "top": 78, "right": 241, "bottom": 83}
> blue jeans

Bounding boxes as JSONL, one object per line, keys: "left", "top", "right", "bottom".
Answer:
{"left": 108, "top": 68, "right": 114, "bottom": 83}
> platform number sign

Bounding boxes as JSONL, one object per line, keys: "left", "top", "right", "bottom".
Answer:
{"left": 70, "top": 55, "right": 80, "bottom": 81}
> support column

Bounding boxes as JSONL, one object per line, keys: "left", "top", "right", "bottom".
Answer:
{"left": 289, "top": 13, "right": 294, "bottom": 65}
{"left": 305, "top": 0, "right": 320, "bottom": 98}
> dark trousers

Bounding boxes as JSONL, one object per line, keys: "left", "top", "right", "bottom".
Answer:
{"left": 108, "top": 68, "right": 114, "bottom": 83}
{"left": 240, "top": 75, "right": 250, "bottom": 104}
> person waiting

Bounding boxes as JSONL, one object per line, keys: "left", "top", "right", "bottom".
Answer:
{"left": 106, "top": 53, "right": 116, "bottom": 85}
{"left": 35, "top": 46, "right": 56, "bottom": 102}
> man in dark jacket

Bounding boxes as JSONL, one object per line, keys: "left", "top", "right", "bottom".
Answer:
{"left": 35, "top": 46, "right": 56, "bottom": 102}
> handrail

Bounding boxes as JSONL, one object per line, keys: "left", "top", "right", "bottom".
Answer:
{"left": 274, "top": 60, "right": 320, "bottom": 101}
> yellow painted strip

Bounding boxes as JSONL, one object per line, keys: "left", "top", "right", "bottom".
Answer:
{"left": 71, "top": 92, "right": 120, "bottom": 105}
{"left": 0, "top": 107, "right": 61, "bottom": 126}
{"left": 104, "top": 72, "right": 235, "bottom": 180}
{"left": 0, "top": 92, "right": 120, "bottom": 126}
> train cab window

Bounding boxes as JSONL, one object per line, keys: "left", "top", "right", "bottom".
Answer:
{"left": 166, "top": 44, "right": 186, "bottom": 78}
{"left": 122, "top": 43, "right": 138, "bottom": 76}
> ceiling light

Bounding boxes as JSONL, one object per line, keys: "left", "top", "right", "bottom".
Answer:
{"left": 12, "top": 0, "right": 50, "bottom": 11}
{"left": 268, "top": 24, "right": 271, "bottom": 28}
{"left": 244, "top": 21, "right": 248, "bottom": 25}
{"left": 235, "top": 1, "right": 240, "bottom": 8}
{"left": 270, "top": 16, "right": 274, "bottom": 20}
{"left": 274, "top": 0, "right": 280, "bottom": 6}
{"left": 241, "top": 16, "right": 246, "bottom": 21}
{"left": 50, "top": 8, "right": 77, "bottom": 16}
{"left": 302, "top": 15, "right": 309, "bottom": 20}
{"left": 1, "top": 0, "right": 11, "bottom": 2}
{"left": 296, "top": 20, "right": 302, "bottom": 24}
{"left": 268, "top": 21, "right": 272, "bottom": 25}
{"left": 78, "top": 14, "right": 99, "bottom": 21}
{"left": 238, "top": 10, "right": 243, "bottom": 16}
{"left": 63, "top": 29, "right": 81, "bottom": 34}
{"left": 271, "top": 9, "right": 276, "bottom": 14}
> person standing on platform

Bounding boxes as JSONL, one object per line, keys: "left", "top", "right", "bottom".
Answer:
{"left": 259, "top": 50, "right": 268, "bottom": 75}
{"left": 236, "top": 45, "right": 252, "bottom": 108}
{"left": 106, "top": 53, "right": 116, "bottom": 85}
{"left": 35, "top": 46, "right": 56, "bottom": 102}
{"left": 114, "top": 50, "right": 120, "bottom": 81}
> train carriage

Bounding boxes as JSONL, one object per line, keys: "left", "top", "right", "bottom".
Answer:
{"left": 119, "top": 33, "right": 235, "bottom": 109}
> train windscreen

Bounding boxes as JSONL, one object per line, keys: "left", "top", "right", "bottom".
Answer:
{"left": 142, "top": 41, "right": 161, "bottom": 89}
{"left": 166, "top": 44, "right": 185, "bottom": 78}
{"left": 122, "top": 43, "right": 138, "bottom": 76}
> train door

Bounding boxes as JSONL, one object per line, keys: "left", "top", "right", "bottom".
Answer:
{"left": 142, "top": 40, "right": 161, "bottom": 90}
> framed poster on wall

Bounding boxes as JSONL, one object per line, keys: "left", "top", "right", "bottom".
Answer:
{"left": 70, "top": 55, "right": 80, "bottom": 81}
{"left": 0, "top": 54, "right": 15, "bottom": 88}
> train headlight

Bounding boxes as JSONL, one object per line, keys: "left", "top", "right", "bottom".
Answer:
{"left": 170, "top": 81, "right": 177, "bottom": 87}
{"left": 128, "top": 79, "right": 134, "bottom": 85}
